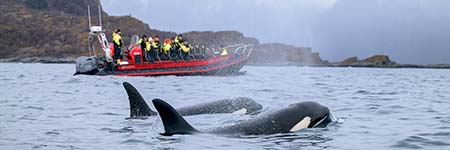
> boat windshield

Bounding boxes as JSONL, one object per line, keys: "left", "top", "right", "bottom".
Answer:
{"left": 129, "top": 35, "right": 139, "bottom": 46}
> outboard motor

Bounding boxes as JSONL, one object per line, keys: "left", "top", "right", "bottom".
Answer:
{"left": 74, "top": 56, "right": 99, "bottom": 75}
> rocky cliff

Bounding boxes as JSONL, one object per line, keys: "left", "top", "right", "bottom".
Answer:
{"left": 249, "top": 43, "right": 327, "bottom": 66}
{"left": 0, "top": 0, "right": 326, "bottom": 65}
{"left": 0, "top": 0, "right": 157, "bottom": 59}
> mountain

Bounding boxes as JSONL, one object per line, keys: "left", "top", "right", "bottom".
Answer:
{"left": 0, "top": 0, "right": 167, "bottom": 59}
{"left": 0, "top": 0, "right": 326, "bottom": 66}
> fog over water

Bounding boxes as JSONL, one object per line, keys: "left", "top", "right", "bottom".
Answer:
{"left": 101, "top": 0, "right": 450, "bottom": 64}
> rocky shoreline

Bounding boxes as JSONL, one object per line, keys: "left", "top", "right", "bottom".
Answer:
{"left": 330, "top": 64, "right": 450, "bottom": 69}
{"left": 0, "top": 57, "right": 75, "bottom": 64}
{"left": 330, "top": 55, "right": 450, "bottom": 69}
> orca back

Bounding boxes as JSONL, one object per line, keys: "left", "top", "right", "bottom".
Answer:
{"left": 211, "top": 101, "right": 331, "bottom": 135}
{"left": 176, "top": 97, "right": 262, "bottom": 116}
{"left": 122, "top": 82, "right": 263, "bottom": 119}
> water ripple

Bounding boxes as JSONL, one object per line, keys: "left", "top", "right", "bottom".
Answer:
{"left": 2, "top": 64, "right": 450, "bottom": 150}
{"left": 392, "top": 135, "right": 450, "bottom": 149}
{"left": 101, "top": 126, "right": 135, "bottom": 133}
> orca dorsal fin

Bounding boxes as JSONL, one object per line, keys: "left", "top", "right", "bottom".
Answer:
{"left": 152, "top": 99, "right": 198, "bottom": 135}
{"left": 123, "top": 82, "right": 157, "bottom": 118}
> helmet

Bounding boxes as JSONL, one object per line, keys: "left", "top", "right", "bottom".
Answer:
{"left": 164, "top": 38, "right": 171, "bottom": 44}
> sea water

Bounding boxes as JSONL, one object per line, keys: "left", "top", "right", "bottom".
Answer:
{"left": 0, "top": 63, "right": 449, "bottom": 150}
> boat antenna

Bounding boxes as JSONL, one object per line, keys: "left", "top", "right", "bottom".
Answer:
{"left": 98, "top": 5, "right": 102, "bottom": 28}
{"left": 87, "top": 5, "right": 92, "bottom": 56}
{"left": 88, "top": 5, "right": 91, "bottom": 29}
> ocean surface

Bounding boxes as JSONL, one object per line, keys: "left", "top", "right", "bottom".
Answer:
{"left": 0, "top": 63, "right": 449, "bottom": 150}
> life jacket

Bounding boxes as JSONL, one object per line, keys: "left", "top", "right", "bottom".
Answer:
{"left": 163, "top": 43, "right": 172, "bottom": 54}
{"left": 139, "top": 38, "right": 144, "bottom": 48}
{"left": 145, "top": 41, "right": 151, "bottom": 51}
{"left": 151, "top": 41, "right": 160, "bottom": 51}
{"left": 112, "top": 33, "right": 122, "bottom": 46}
{"left": 180, "top": 44, "right": 190, "bottom": 53}
{"left": 174, "top": 36, "right": 185, "bottom": 47}
{"left": 139, "top": 39, "right": 149, "bottom": 51}
{"left": 174, "top": 36, "right": 181, "bottom": 43}
{"left": 112, "top": 32, "right": 117, "bottom": 41}
{"left": 220, "top": 48, "right": 228, "bottom": 56}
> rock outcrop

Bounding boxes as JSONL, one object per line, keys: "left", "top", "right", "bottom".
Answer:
{"left": 362, "top": 55, "right": 391, "bottom": 64}
{"left": 333, "top": 55, "right": 450, "bottom": 68}
{"left": 335, "top": 55, "right": 397, "bottom": 67}
{"left": 337, "top": 57, "right": 358, "bottom": 66}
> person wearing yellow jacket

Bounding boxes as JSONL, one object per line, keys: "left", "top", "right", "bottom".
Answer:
{"left": 180, "top": 41, "right": 191, "bottom": 60}
{"left": 173, "top": 34, "right": 184, "bottom": 51}
{"left": 220, "top": 48, "right": 228, "bottom": 56}
{"left": 148, "top": 36, "right": 161, "bottom": 63}
{"left": 112, "top": 29, "right": 123, "bottom": 62}
{"left": 161, "top": 38, "right": 172, "bottom": 60}
{"left": 174, "top": 34, "right": 184, "bottom": 44}
{"left": 138, "top": 35, "right": 150, "bottom": 61}
{"left": 169, "top": 39, "right": 179, "bottom": 61}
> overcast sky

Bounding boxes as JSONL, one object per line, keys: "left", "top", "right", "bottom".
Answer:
{"left": 101, "top": 0, "right": 450, "bottom": 64}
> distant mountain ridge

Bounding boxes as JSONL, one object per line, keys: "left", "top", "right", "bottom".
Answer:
{"left": 0, "top": 0, "right": 326, "bottom": 66}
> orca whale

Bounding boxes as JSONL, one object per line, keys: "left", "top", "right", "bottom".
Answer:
{"left": 152, "top": 98, "right": 333, "bottom": 136}
{"left": 123, "top": 82, "right": 263, "bottom": 119}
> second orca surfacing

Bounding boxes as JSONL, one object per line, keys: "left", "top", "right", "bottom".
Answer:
{"left": 152, "top": 99, "right": 334, "bottom": 136}
{"left": 123, "top": 82, "right": 263, "bottom": 119}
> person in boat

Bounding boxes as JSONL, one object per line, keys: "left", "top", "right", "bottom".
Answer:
{"left": 174, "top": 34, "right": 185, "bottom": 45}
{"left": 212, "top": 48, "right": 220, "bottom": 55}
{"left": 138, "top": 35, "right": 150, "bottom": 61}
{"left": 180, "top": 41, "right": 192, "bottom": 60}
{"left": 169, "top": 38, "right": 179, "bottom": 61}
{"left": 173, "top": 34, "right": 184, "bottom": 53}
{"left": 148, "top": 36, "right": 161, "bottom": 63}
{"left": 174, "top": 34, "right": 193, "bottom": 60}
{"left": 220, "top": 45, "right": 228, "bottom": 56}
{"left": 112, "top": 29, "right": 123, "bottom": 62}
{"left": 161, "top": 38, "right": 172, "bottom": 60}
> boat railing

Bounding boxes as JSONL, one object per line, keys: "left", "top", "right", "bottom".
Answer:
{"left": 233, "top": 44, "right": 253, "bottom": 57}
{"left": 188, "top": 44, "right": 253, "bottom": 60}
{"left": 126, "top": 43, "right": 252, "bottom": 62}
{"left": 220, "top": 44, "right": 253, "bottom": 57}
{"left": 190, "top": 45, "right": 212, "bottom": 59}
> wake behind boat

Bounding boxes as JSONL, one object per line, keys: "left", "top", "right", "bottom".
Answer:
{"left": 75, "top": 6, "right": 252, "bottom": 77}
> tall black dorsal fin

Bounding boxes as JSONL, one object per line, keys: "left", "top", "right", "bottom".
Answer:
{"left": 152, "top": 99, "right": 198, "bottom": 135}
{"left": 123, "top": 82, "right": 157, "bottom": 118}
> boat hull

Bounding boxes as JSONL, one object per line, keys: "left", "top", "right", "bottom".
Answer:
{"left": 76, "top": 54, "right": 249, "bottom": 76}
